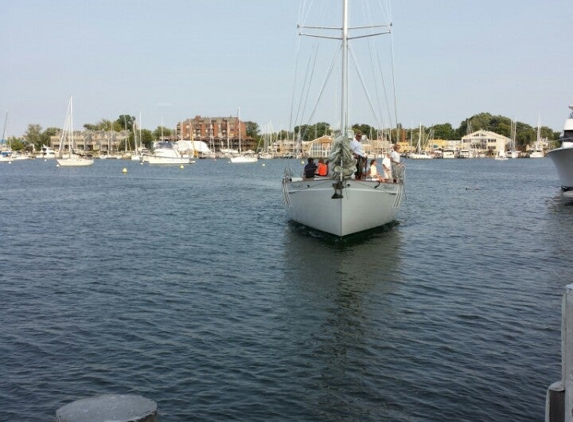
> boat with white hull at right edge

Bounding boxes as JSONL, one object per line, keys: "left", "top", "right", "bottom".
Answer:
{"left": 281, "top": 0, "right": 404, "bottom": 237}
{"left": 548, "top": 104, "right": 573, "bottom": 197}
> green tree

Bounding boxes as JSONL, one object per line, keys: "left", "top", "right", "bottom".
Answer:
{"left": 41, "top": 127, "right": 59, "bottom": 149}
{"left": 141, "top": 129, "right": 154, "bottom": 148}
{"left": 352, "top": 123, "right": 376, "bottom": 139}
{"left": 293, "top": 124, "right": 310, "bottom": 141}
{"left": 431, "top": 123, "right": 455, "bottom": 140}
{"left": 293, "top": 122, "right": 332, "bottom": 141}
{"left": 245, "top": 121, "right": 260, "bottom": 138}
{"left": 7, "top": 137, "right": 25, "bottom": 151}
{"left": 84, "top": 119, "right": 119, "bottom": 131}
{"left": 153, "top": 126, "right": 172, "bottom": 140}
{"left": 24, "top": 124, "right": 43, "bottom": 150}
{"left": 116, "top": 115, "right": 136, "bottom": 131}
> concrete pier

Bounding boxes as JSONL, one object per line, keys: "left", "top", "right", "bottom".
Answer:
{"left": 546, "top": 284, "right": 573, "bottom": 422}
{"left": 56, "top": 394, "right": 157, "bottom": 422}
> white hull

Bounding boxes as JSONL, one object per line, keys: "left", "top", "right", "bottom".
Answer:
{"left": 548, "top": 146, "right": 573, "bottom": 191}
{"left": 409, "top": 153, "right": 433, "bottom": 160}
{"left": 282, "top": 177, "right": 404, "bottom": 237}
{"left": 530, "top": 150, "right": 544, "bottom": 158}
{"left": 230, "top": 155, "right": 258, "bottom": 163}
{"left": 57, "top": 158, "right": 94, "bottom": 167}
{"left": 146, "top": 156, "right": 190, "bottom": 165}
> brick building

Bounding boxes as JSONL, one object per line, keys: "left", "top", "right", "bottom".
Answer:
{"left": 177, "top": 116, "right": 255, "bottom": 153}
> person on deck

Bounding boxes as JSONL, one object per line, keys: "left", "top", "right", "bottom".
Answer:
{"left": 350, "top": 131, "right": 366, "bottom": 179}
{"left": 368, "top": 159, "right": 383, "bottom": 181}
{"left": 316, "top": 158, "right": 328, "bottom": 177}
{"left": 382, "top": 152, "right": 392, "bottom": 181}
{"left": 303, "top": 157, "right": 318, "bottom": 179}
{"left": 390, "top": 144, "right": 403, "bottom": 183}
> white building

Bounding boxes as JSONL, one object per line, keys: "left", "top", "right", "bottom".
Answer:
{"left": 461, "top": 130, "right": 510, "bottom": 156}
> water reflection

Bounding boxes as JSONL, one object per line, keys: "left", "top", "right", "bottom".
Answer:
{"left": 280, "top": 226, "right": 403, "bottom": 420}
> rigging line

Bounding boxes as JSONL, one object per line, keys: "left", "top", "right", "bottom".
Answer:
{"left": 289, "top": 0, "right": 311, "bottom": 137}
{"left": 390, "top": 25, "right": 399, "bottom": 143}
{"left": 294, "top": 43, "right": 320, "bottom": 137}
{"left": 369, "top": 0, "right": 396, "bottom": 143}
{"left": 362, "top": 0, "right": 389, "bottom": 139}
{"left": 348, "top": 44, "right": 382, "bottom": 130}
{"left": 374, "top": 41, "right": 393, "bottom": 139}
{"left": 299, "top": 0, "right": 317, "bottom": 30}
{"left": 288, "top": 46, "right": 302, "bottom": 135}
{"left": 367, "top": 37, "right": 386, "bottom": 132}
{"left": 305, "top": 46, "right": 341, "bottom": 129}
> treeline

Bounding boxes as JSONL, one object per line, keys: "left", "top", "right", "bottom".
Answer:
{"left": 278, "top": 112, "right": 561, "bottom": 150}
{"left": 426, "top": 113, "right": 559, "bottom": 149}
{"left": 5, "top": 112, "right": 561, "bottom": 152}
{"left": 7, "top": 116, "right": 263, "bottom": 152}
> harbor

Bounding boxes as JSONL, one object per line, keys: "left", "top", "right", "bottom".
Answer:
{"left": 2, "top": 0, "right": 572, "bottom": 420}
{"left": 0, "top": 157, "right": 569, "bottom": 421}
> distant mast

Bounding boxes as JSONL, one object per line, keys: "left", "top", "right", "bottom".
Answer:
{"left": 2, "top": 109, "right": 8, "bottom": 144}
{"left": 237, "top": 106, "right": 241, "bottom": 153}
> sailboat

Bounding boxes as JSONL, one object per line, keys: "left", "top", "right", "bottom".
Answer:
{"left": 56, "top": 97, "right": 94, "bottom": 167}
{"left": 281, "top": 0, "right": 404, "bottom": 237}
{"left": 408, "top": 123, "right": 433, "bottom": 159}
{"left": 530, "top": 120, "right": 545, "bottom": 158}
{"left": 494, "top": 146, "right": 508, "bottom": 160}
{"left": 0, "top": 110, "right": 14, "bottom": 162}
{"left": 131, "top": 116, "right": 142, "bottom": 161}
{"left": 507, "top": 120, "right": 519, "bottom": 158}
{"left": 230, "top": 107, "right": 258, "bottom": 163}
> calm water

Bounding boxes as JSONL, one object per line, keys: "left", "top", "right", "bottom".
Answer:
{"left": 1, "top": 157, "right": 571, "bottom": 421}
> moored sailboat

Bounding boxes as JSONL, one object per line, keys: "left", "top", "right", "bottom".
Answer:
{"left": 56, "top": 97, "right": 94, "bottom": 167}
{"left": 530, "top": 119, "right": 545, "bottom": 158}
{"left": 281, "top": 0, "right": 404, "bottom": 237}
{"left": 230, "top": 107, "right": 257, "bottom": 163}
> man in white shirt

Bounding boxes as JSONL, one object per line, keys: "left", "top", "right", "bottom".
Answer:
{"left": 350, "top": 131, "right": 366, "bottom": 179}
{"left": 390, "top": 144, "right": 402, "bottom": 183}
{"left": 382, "top": 152, "right": 392, "bottom": 181}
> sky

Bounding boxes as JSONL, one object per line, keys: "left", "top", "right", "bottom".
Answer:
{"left": 1, "top": 0, "right": 572, "bottom": 138}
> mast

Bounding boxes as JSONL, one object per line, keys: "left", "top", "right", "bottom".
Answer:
{"left": 70, "top": 97, "right": 74, "bottom": 155}
{"left": 341, "top": 0, "right": 349, "bottom": 135}
{"left": 2, "top": 109, "right": 8, "bottom": 144}
{"left": 237, "top": 106, "right": 241, "bottom": 153}
{"left": 139, "top": 112, "right": 143, "bottom": 155}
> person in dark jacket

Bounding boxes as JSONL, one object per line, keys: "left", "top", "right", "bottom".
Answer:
{"left": 303, "top": 157, "right": 318, "bottom": 179}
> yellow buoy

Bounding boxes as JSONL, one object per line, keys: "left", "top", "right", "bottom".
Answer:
{"left": 262, "top": 163, "right": 265, "bottom": 167}
{"left": 180, "top": 165, "right": 184, "bottom": 169}
{"left": 122, "top": 168, "right": 127, "bottom": 173}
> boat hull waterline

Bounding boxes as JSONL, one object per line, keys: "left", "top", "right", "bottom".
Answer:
{"left": 146, "top": 156, "right": 192, "bottom": 165}
{"left": 548, "top": 104, "right": 573, "bottom": 196}
{"left": 57, "top": 158, "right": 94, "bottom": 167}
{"left": 548, "top": 146, "right": 573, "bottom": 193}
{"left": 283, "top": 177, "right": 404, "bottom": 237}
{"left": 230, "top": 155, "right": 258, "bottom": 163}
